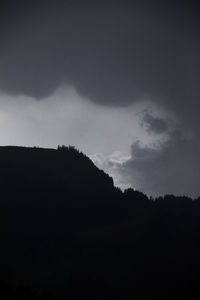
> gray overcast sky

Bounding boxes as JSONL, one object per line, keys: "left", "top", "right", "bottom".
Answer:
{"left": 0, "top": 0, "right": 199, "bottom": 197}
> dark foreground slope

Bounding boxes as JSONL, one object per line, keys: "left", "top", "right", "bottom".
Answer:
{"left": 0, "top": 146, "right": 200, "bottom": 299}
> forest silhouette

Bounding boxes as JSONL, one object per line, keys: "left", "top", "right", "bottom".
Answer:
{"left": 0, "top": 145, "right": 200, "bottom": 299}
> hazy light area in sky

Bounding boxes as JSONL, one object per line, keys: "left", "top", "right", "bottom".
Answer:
{"left": 0, "top": 85, "right": 163, "bottom": 153}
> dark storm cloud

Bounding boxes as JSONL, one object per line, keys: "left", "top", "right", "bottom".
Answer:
{"left": 141, "top": 110, "right": 169, "bottom": 134}
{"left": 119, "top": 133, "right": 200, "bottom": 198}
{"left": 0, "top": 0, "right": 199, "bottom": 113}
{"left": 106, "top": 111, "right": 200, "bottom": 197}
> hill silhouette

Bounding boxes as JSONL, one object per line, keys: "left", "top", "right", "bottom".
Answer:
{"left": 0, "top": 145, "right": 200, "bottom": 299}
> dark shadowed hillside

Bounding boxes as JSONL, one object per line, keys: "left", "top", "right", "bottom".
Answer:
{"left": 0, "top": 146, "right": 200, "bottom": 299}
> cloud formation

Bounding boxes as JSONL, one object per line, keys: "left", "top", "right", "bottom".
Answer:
{"left": 116, "top": 114, "right": 200, "bottom": 197}
{"left": 0, "top": 1, "right": 199, "bottom": 131}
{"left": 0, "top": 1, "right": 199, "bottom": 114}
{"left": 141, "top": 110, "right": 169, "bottom": 135}
{"left": 0, "top": 1, "right": 199, "bottom": 145}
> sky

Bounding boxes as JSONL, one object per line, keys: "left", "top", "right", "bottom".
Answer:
{"left": 0, "top": 0, "right": 199, "bottom": 197}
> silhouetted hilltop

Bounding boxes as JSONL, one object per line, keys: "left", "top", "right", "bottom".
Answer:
{"left": 0, "top": 146, "right": 200, "bottom": 299}
{"left": 0, "top": 145, "right": 113, "bottom": 192}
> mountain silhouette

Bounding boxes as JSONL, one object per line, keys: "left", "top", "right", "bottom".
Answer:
{"left": 0, "top": 145, "right": 200, "bottom": 299}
